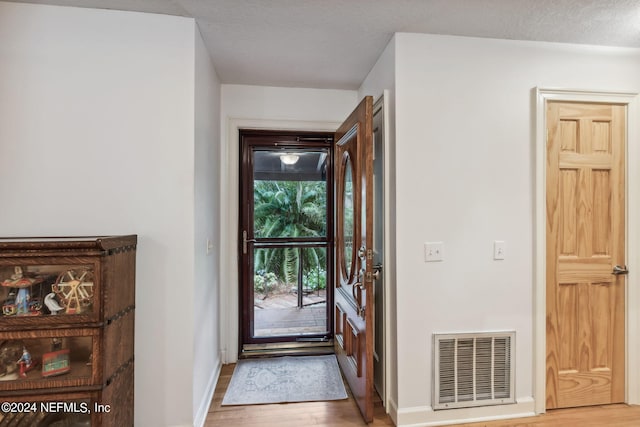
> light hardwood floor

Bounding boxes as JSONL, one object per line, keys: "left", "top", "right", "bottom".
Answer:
{"left": 206, "top": 363, "right": 640, "bottom": 426}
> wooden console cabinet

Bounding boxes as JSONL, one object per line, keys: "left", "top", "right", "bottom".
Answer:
{"left": 0, "top": 236, "right": 136, "bottom": 426}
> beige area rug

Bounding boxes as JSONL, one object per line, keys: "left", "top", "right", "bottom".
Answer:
{"left": 221, "top": 355, "right": 348, "bottom": 405}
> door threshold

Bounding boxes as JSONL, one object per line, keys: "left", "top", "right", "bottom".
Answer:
{"left": 241, "top": 340, "right": 334, "bottom": 359}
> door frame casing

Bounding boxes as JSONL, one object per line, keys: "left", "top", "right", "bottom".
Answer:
{"left": 373, "top": 93, "right": 391, "bottom": 411}
{"left": 534, "top": 88, "right": 640, "bottom": 414}
{"left": 238, "top": 130, "right": 335, "bottom": 346}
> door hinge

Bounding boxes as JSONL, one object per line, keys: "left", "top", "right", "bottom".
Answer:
{"left": 366, "top": 249, "right": 373, "bottom": 260}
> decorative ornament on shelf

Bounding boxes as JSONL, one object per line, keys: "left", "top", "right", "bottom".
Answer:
{"left": 52, "top": 269, "right": 94, "bottom": 315}
{"left": 42, "top": 348, "right": 70, "bottom": 378}
{"left": 1, "top": 266, "right": 44, "bottom": 316}
{"left": 44, "top": 293, "right": 64, "bottom": 315}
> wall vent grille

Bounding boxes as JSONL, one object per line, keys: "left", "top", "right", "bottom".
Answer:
{"left": 433, "top": 331, "right": 515, "bottom": 410}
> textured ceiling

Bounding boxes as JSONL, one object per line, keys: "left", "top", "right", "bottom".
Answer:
{"left": 6, "top": 0, "right": 640, "bottom": 89}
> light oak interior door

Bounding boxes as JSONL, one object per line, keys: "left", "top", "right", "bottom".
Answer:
{"left": 546, "top": 101, "right": 626, "bottom": 409}
{"left": 334, "top": 96, "right": 374, "bottom": 422}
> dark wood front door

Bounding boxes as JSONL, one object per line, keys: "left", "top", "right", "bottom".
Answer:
{"left": 334, "top": 96, "right": 375, "bottom": 422}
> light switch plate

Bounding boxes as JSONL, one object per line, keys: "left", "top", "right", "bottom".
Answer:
{"left": 494, "top": 240, "right": 506, "bottom": 260}
{"left": 425, "top": 242, "right": 444, "bottom": 262}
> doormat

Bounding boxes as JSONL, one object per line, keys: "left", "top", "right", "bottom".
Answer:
{"left": 221, "top": 355, "right": 348, "bottom": 405}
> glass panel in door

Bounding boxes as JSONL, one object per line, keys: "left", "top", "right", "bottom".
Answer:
{"left": 246, "top": 146, "right": 331, "bottom": 342}
{"left": 253, "top": 246, "right": 327, "bottom": 337}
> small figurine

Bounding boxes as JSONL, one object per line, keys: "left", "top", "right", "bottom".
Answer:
{"left": 44, "top": 293, "right": 64, "bottom": 315}
{"left": 16, "top": 347, "right": 36, "bottom": 377}
{"left": 15, "top": 288, "right": 30, "bottom": 315}
{"left": 2, "top": 290, "right": 17, "bottom": 316}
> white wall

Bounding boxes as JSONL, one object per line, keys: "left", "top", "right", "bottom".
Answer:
{"left": 392, "top": 33, "right": 640, "bottom": 425}
{"left": 358, "top": 35, "right": 399, "bottom": 420}
{"left": 219, "top": 84, "right": 357, "bottom": 361}
{"left": 193, "top": 24, "right": 222, "bottom": 427}
{"left": 221, "top": 85, "right": 358, "bottom": 123}
{"left": 0, "top": 3, "right": 204, "bottom": 426}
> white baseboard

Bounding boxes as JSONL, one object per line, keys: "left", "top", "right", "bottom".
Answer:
{"left": 396, "top": 397, "right": 535, "bottom": 426}
{"left": 193, "top": 359, "right": 222, "bottom": 427}
{"left": 388, "top": 396, "right": 399, "bottom": 425}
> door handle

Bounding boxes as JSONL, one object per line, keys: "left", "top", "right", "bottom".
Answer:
{"left": 372, "top": 264, "right": 382, "bottom": 280}
{"left": 352, "top": 282, "right": 365, "bottom": 317}
{"left": 242, "top": 230, "right": 256, "bottom": 254}
{"left": 612, "top": 265, "right": 629, "bottom": 275}
{"left": 352, "top": 282, "right": 363, "bottom": 303}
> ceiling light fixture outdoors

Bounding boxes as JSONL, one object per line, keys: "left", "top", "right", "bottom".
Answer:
{"left": 280, "top": 153, "right": 300, "bottom": 165}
